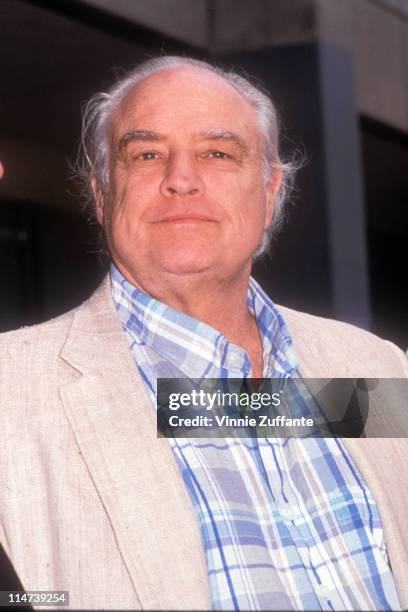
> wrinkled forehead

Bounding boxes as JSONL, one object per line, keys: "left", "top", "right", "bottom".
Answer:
{"left": 110, "top": 66, "right": 261, "bottom": 147}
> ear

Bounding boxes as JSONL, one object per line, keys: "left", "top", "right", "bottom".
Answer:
{"left": 264, "top": 170, "right": 282, "bottom": 229}
{"left": 91, "top": 176, "right": 105, "bottom": 225}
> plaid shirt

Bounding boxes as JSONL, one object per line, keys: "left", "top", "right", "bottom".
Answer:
{"left": 111, "top": 263, "right": 400, "bottom": 611}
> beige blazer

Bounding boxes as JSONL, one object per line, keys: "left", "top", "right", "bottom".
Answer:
{"left": 1, "top": 277, "right": 407, "bottom": 610}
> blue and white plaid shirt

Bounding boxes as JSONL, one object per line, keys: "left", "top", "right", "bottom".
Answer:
{"left": 111, "top": 263, "right": 400, "bottom": 611}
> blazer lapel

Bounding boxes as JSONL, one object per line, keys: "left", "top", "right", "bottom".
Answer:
{"left": 341, "top": 438, "right": 408, "bottom": 610}
{"left": 59, "top": 278, "right": 211, "bottom": 610}
{"left": 291, "top": 320, "right": 408, "bottom": 609}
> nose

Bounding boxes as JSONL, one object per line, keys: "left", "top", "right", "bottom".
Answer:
{"left": 160, "top": 151, "right": 204, "bottom": 198}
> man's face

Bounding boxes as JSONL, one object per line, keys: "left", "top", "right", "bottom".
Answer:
{"left": 97, "top": 67, "right": 279, "bottom": 290}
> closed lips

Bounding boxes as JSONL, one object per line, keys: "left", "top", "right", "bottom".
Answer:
{"left": 153, "top": 215, "right": 216, "bottom": 222}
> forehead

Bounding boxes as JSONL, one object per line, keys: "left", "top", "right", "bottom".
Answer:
{"left": 111, "top": 66, "right": 260, "bottom": 144}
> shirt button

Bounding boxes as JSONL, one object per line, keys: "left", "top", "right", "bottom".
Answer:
{"left": 319, "top": 584, "right": 331, "bottom": 597}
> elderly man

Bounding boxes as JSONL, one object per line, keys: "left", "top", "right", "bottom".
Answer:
{"left": 1, "top": 56, "right": 408, "bottom": 611}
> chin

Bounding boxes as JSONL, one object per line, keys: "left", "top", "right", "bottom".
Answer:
{"left": 154, "top": 249, "right": 216, "bottom": 276}
{"left": 161, "top": 261, "right": 214, "bottom": 276}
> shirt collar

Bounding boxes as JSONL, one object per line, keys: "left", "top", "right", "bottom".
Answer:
{"left": 110, "top": 263, "right": 298, "bottom": 379}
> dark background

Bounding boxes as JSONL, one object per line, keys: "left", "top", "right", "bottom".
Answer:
{"left": 0, "top": 0, "right": 407, "bottom": 349}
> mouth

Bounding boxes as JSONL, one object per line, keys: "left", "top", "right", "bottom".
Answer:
{"left": 153, "top": 215, "right": 216, "bottom": 224}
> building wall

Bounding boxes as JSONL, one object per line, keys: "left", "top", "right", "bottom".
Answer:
{"left": 317, "top": 0, "right": 408, "bottom": 133}
{"left": 80, "top": 0, "right": 408, "bottom": 133}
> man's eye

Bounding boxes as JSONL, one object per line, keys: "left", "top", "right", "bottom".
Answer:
{"left": 207, "top": 150, "right": 231, "bottom": 159}
{"left": 137, "top": 151, "right": 159, "bottom": 161}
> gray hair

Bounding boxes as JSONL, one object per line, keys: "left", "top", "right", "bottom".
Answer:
{"left": 78, "top": 55, "right": 298, "bottom": 256}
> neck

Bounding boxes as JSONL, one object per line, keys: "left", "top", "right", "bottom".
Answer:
{"left": 115, "top": 262, "right": 263, "bottom": 367}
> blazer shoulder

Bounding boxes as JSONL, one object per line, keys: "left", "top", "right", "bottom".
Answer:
{"left": 0, "top": 275, "right": 111, "bottom": 349}
{"left": 276, "top": 304, "right": 408, "bottom": 377}
{"left": 0, "top": 278, "right": 113, "bottom": 398}
{"left": 0, "top": 306, "right": 76, "bottom": 354}
{"left": 278, "top": 304, "right": 374, "bottom": 340}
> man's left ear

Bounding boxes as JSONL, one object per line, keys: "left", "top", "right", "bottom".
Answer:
{"left": 265, "top": 170, "right": 283, "bottom": 229}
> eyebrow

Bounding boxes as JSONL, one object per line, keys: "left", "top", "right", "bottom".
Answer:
{"left": 116, "top": 129, "right": 165, "bottom": 153}
{"left": 199, "top": 128, "right": 249, "bottom": 153}
{"left": 116, "top": 127, "right": 249, "bottom": 154}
